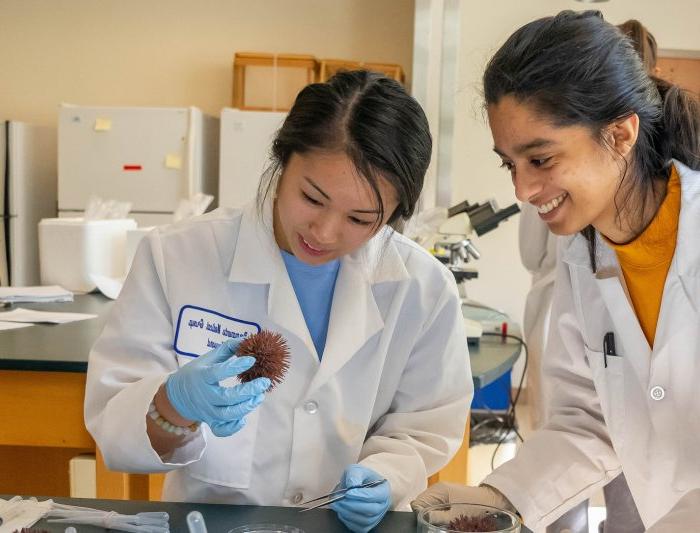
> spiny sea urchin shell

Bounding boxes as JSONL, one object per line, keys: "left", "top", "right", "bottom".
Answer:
{"left": 447, "top": 513, "right": 500, "bottom": 532}
{"left": 237, "top": 330, "right": 290, "bottom": 390}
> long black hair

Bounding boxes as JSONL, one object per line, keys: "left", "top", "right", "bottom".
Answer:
{"left": 258, "top": 70, "right": 432, "bottom": 229}
{"left": 483, "top": 10, "right": 699, "bottom": 269}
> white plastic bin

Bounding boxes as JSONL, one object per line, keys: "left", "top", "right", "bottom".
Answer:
{"left": 38, "top": 218, "right": 137, "bottom": 292}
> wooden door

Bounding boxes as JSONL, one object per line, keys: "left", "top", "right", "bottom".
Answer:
{"left": 657, "top": 55, "right": 700, "bottom": 96}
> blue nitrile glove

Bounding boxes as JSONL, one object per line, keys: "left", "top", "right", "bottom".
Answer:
{"left": 330, "top": 464, "right": 392, "bottom": 533}
{"left": 165, "top": 338, "right": 270, "bottom": 437}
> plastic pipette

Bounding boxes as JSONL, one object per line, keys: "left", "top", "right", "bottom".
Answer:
{"left": 186, "top": 511, "right": 208, "bottom": 533}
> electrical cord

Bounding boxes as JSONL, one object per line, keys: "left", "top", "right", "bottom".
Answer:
{"left": 472, "top": 332, "right": 528, "bottom": 471}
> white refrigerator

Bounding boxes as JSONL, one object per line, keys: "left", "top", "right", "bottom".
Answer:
{"left": 0, "top": 121, "right": 57, "bottom": 286}
{"left": 58, "top": 105, "right": 219, "bottom": 226}
{"left": 219, "top": 108, "right": 286, "bottom": 208}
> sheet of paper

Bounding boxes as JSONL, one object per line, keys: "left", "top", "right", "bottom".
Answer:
{"left": 89, "top": 274, "right": 124, "bottom": 300}
{"left": 0, "top": 308, "right": 97, "bottom": 324}
{"left": 0, "top": 321, "right": 33, "bottom": 331}
{"left": 0, "top": 285, "right": 73, "bottom": 303}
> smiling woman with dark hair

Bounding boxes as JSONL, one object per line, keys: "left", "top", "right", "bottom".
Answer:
{"left": 414, "top": 10, "right": 700, "bottom": 533}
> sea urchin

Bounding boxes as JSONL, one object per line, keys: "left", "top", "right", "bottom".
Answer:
{"left": 236, "top": 330, "right": 290, "bottom": 390}
{"left": 447, "top": 513, "right": 500, "bottom": 532}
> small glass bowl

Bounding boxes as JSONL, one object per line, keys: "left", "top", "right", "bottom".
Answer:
{"left": 416, "top": 502, "right": 521, "bottom": 533}
{"left": 228, "top": 525, "right": 306, "bottom": 533}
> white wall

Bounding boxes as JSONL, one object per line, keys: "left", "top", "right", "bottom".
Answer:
{"left": 0, "top": 0, "right": 414, "bottom": 127}
{"left": 452, "top": 0, "right": 700, "bottom": 382}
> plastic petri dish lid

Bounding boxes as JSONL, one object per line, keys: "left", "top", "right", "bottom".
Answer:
{"left": 416, "top": 502, "right": 521, "bottom": 532}
{"left": 228, "top": 525, "right": 306, "bottom": 533}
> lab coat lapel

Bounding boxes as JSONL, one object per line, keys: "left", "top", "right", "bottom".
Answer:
{"left": 229, "top": 203, "right": 278, "bottom": 285}
{"left": 653, "top": 268, "right": 698, "bottom": 366}
{"left": 652, "top": 161, "right": 700, "bottom": 361}
{"left": 228, "top": 203, "right": 317, "bottom": 360}
{"left": 268, "top": 269, "right": 317, "bottom": 361}
{"left": 593, "top": 273, "right": 651, "bottom": 385}
{"left": 670, "top": 159, "right": 700, "bottom": 315}
{"left": 307, "top": 229, "right": 410, "bottom": 393}
{"left": 563, "top": 234, "right": 650, "bottom": 383}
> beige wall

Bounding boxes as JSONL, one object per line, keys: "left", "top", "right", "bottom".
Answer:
{"left": 0, "top": 0, "right": 414, "bottom": 126}
{"left": 453, "top": 0, "right": 700, "bottom": 382}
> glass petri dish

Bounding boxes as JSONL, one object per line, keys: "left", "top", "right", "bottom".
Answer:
{"left": 228, "top": 525, "right": 306, "bottom": 533}
{"left": 416, "top": 502, "right": 521, "bottom": 533}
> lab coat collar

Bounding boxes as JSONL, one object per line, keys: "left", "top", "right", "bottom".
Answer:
{"left": 561, "top": 232, "right": 618, "bottom": 276}
{"left": 228, "top": 201, "right": 281, "bottom": 285}
{"left": 672, "top": 160, "right": 700, "bottom": 283}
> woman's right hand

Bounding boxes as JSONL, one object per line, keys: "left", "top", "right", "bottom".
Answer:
{"left": 410, "top": 483, "right": 517, "bottom": 515}
{"left": 165, "top": 339, "right": 270, "bottom": 437}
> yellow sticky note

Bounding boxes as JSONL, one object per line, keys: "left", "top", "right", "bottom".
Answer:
{"left": 165, "top": 154, "right": 182, "bottom": 169}
{"left": 94, "top": 118, "right": 112, "bottom": 131}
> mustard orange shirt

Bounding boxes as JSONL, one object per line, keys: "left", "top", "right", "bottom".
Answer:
{"left": 607, "top": 166, "right": 681, "bottom": 346}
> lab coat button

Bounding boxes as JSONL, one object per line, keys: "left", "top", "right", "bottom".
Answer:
{"left": 292, "top": 492, "right": 304, "bottom": 504}
{"left": 304, "top": 400, "right": 319, "bottom": 414}
{"left": 650, "top": 386, "right": 665, "bottom": 401}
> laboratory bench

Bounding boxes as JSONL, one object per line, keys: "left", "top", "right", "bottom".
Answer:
{"left": 0, "top": 294, "right": 521, "bottom": 501}
{"left": 5, "top": 495, "right": 534, "bottom": 532}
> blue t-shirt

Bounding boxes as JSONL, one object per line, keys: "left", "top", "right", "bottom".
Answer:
{"left": 281, "top": 250, "right": 341, "bottom": 359}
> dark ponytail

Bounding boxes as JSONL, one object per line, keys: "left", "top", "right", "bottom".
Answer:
{"left": 484, "top": 10, "right": 700, "bottom": 270}
{"left": 656, "top": 78, "right": 700, "bottom": 170}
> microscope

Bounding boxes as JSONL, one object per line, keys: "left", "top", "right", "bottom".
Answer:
{"left": 432, "top": 199, "right": 520, "bottom": 287}
{"left": 428, "top": 199, "right": 520, "bottom": 344}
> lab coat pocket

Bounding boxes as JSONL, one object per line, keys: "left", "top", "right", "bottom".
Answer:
{"left": 186, "top": 409, "right": 260, "bottom": 488}
{"left": 585, "top": 346, "right": 625, "bottom": 452}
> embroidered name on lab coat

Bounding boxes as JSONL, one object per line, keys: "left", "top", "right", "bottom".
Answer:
{"left": 174, "top": 305, "right": 260, "bottom": 357}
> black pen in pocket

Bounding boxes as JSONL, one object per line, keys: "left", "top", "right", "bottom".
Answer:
{"left": 603, "top": 331, "right": 619, "bottom": 368}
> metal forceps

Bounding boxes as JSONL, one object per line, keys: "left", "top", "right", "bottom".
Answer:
{"left": 298, "top": 479, "right": 387, "bottom": 512}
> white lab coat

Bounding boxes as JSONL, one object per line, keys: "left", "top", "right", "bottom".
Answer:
{"left": 519, "top": 202, "right": 558, "bottom": 430}
{"left": 85, "top": 202, "right": 471, "bottom": 509}
{"left": 485, "top": 160, "right": 700, "bottom": 530}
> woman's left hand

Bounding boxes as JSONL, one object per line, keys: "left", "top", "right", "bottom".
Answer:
{"left": 330, "top": 464, "right": 391, "bottom": 532}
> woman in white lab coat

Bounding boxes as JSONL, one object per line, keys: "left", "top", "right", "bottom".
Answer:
{"left": 85, "top": 70, "right": 471, "bottom": 532}
{"left": 413, "top": 10, "right": 700, "bottom": 532}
